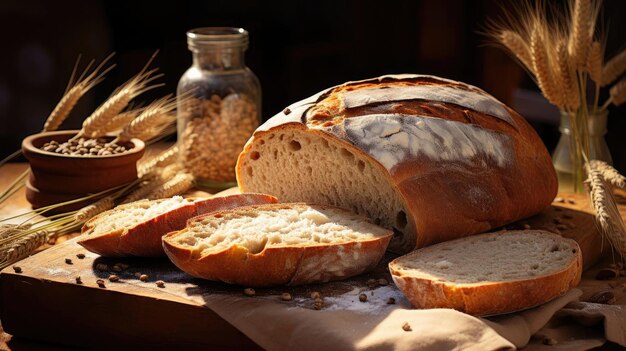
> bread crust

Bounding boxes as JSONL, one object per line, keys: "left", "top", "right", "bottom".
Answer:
{"left": 77, "top": 194, "right": 278, "bottom": 257}
{"left": 236, "top": 74, "right": 557, "bottom": 253}
{"left": 162, "top": 203, "right": 392, "bottom": 287}
{"left": 388, "top": 232, "right": 583, "bottom": 316}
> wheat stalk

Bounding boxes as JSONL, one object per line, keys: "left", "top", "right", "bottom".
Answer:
{"left": 499, "top": 30, "right": 534, "bottom": 72}
{"left": 98, "top": 107, "right": 144, "bottom": 135}
{"left": 0, "top": 224, "right": 31, "bottom": 240}
{"left": 115, "top": 95, "right": 176, "bottom": 143}
{"left": 602, "top": 49, "right": 626, "bottom": 87}
{"left": 568, "top": 0, "right": 592, "bottom": 69}
{"left": 74, "top": 196, "right": 115, "bottom": 222}
{"left": 531, "top": 25, "right": 563, "bottom": 107}
{"left": 587, "top": 41, "right": 603, "bottom": 84}
{"left": 78, "top": 52, "right": 163, "bottom": 139}
{"left": 585, "top": 161, "right": 626, "bottom": 260}
{"left": 43, "top": 54, "right": 116, "bottom": 132}
{"left": 137, "top": 145, "right": 179, "bottom": 177}
{"left": 555, "top": 40, "right": 580, "bottom": 110}
{"left": 0, "top": 230, "right": 48, "bottom": 264}
{"left": 589, "top": 160, "right": 626, "bottom": 189}
{"left": 147, "top": 173, "right": 194, "bottom": 200}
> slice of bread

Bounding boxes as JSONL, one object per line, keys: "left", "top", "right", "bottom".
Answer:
{"left": 389, "top": 230, "right": 582, "bottom": 316}
{"left": 78, "top": 193, "right": 278, "bottom": 257}
{"left": 162, "top": 203, "right": 393, "bottom": 286}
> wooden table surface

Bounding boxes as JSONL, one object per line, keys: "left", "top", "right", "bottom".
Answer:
{"left": 1, "top": 162, "right": 625, "bottom": 350}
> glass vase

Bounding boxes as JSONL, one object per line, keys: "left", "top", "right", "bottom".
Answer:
{"left": 552, "top": 110, "right": 612, "bottom": 193}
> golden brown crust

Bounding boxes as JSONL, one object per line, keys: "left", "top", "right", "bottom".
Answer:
{"left": 236, "top": 74, "right": 557, "bottom": 252}
{"left": 162, "top": 203, "right": 393, "bottom": 287}
{"left": 388, "top": 235, "right": 582, "bottom": 316}
{"left": 77, "top": 194, "right": 278, "bottom": 257}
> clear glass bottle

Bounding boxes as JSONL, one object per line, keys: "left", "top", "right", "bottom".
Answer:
{"left": 177, "top": 27, "right": 261, "bottom": 190}
{"left": 552, "top": 110, "right": 612, "bottom": 193}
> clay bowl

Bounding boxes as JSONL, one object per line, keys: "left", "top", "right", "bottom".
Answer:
{"left": 22, "top": 130, "right": 145, "bottom": 212}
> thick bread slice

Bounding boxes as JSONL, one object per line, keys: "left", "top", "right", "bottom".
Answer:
{"left": 78, "top": 193, "right": 278, "bottom": 257}
{"left": 162, "top": 203, "right": 393, "bottom": 286}
{"left": 389, "top": 230, "right": 582, "bottom": 316}
{"left": 236, "top": 74, "right": 557, "bottom": 254}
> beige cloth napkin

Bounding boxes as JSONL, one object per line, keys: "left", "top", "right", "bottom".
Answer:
{"left": 187, "top": 286, "right": 625, "bottom": 351}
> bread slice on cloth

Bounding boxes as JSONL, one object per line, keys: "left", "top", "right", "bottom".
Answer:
{"left": 162, "top": 203, "right": 392, "bottom": 286}
{"left": 236, "top": 74, "right": 557, "bottom": 254}
{"left": 78, "top": 193, "right": 278, "bottom": 257}
{"left": 389, "top": 230, "right": 582, "bottom": 316}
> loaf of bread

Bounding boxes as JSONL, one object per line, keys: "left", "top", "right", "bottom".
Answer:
{"left": 236, "top": 74, "right": 557, "bottom": 253}
{"left": 389, "top": 230, "right": 582, "bottom": 316}
{"left": 78, "top": 193, "right": 278, "bottom": 257}
{"left": 162, "top": 203, "right": 392, "bottom": 286}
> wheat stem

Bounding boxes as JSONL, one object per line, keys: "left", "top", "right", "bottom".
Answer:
{"left": 585, "top": 161, "right": 626, "bottom": 260}
{"left": 137, "top": 145, "right": 179, "bottom": 177}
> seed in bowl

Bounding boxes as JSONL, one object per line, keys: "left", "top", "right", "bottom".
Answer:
{"left": 40, "top": 137, "right": 132, "bottom": 156}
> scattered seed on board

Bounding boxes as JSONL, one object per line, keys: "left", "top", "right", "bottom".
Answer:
{"left": 567, "top": 199, "right": 576, "bottom": 204}
{"left": 554, "top": 197, "right": 564, "bottom": 203}
{"left": 311, "top": 291, "right": 321, "bottom": 299}
{"left": 96, "top": 263, "right": 108, "bottom": 272}
{"left": 108, "top": 274, "right": 120, "bottom": 282}
{"left": 387, "top": 297, "right": 396, "bottom": 304}
{"left": 13, "top": 266, "right": 22, "bottom": 273}
{"left": 75, "top": 276, "right": 82, "bottom": 284}
{"left": 402, "top": 322, "right": 412, "bottom": 332}
{"left": 65, "top": 258, "right": 73, "bottom": 265}
{"left": 542, "top": 337, "right": 557, "bottom": 345}
{"left": 139, "top": 274, "right": 149, "bottom": 282}
{"left": 156, "top": 280, "right": 165, "bottom": 288}
{"left": 280, "top": 293, "right": 292, "bottom": 301}
{"left": 378, "top": 278, "right": 389, "bottom": 286}
{"left": 243, "top": 288, "right": 255, "bottom": 296}
{"left": 76, "top": 253, "right": 86, "bottom": 259}
{"left": 359, "top": 293, "right": 368, "bottom": 302}
{"left": 96, "top": 279, "right": 106, "bottom": 288}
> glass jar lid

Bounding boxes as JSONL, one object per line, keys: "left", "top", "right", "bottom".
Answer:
{"left": 187, "top": 27, "right": 249, "bottom": 50}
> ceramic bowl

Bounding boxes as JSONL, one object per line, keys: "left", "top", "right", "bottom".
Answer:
{"left": 22, "top": 130, "right": 145, "bottom": 211}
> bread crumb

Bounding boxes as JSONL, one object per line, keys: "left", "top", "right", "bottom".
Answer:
{"left": 402, "top": 322, "right": 412, "bottom": 331}
{"left": 243, "top": 288, "right": 255, "bottom": 296}
{"left": 280, "top": 292, "right": 292, "bottom": 301}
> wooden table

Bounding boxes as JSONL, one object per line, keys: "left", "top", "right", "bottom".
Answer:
{"left": 1, "top": 163, "right": 625, "bottom": 350}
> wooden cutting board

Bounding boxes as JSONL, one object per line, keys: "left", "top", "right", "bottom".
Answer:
{"left": 0, "top": 192, "right": 614, "bottom": 350}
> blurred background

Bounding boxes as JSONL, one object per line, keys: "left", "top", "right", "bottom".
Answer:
{"left": 1, "top": 0, "right": 625, "bottom": 170}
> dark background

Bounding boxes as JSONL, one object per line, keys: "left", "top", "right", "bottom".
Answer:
{"left": 1, "top": 0, "right": 625, "bottom": 170}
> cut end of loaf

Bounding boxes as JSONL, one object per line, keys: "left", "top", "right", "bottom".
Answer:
{"left": 389, "top": 230, "right": 582, "bottom": 316}
{"left": 162, "top": 203, "right": 393, "bottom": 286}
{"left": 237, "top": 128, "right": 415, "bottom": 253}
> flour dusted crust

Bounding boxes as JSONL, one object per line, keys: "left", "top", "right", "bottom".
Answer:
{"left": 237, "top": 74, "right": 557, "bottom": 253}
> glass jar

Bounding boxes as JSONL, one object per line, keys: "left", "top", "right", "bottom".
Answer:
{"left": 552, "top": 110, "right": 612, "bottom": 193}
{"left": 177, "top": 27, "right": 261, "bottom": 190}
